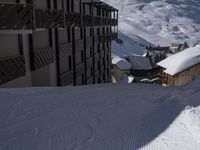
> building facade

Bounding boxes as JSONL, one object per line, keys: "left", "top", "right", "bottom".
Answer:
{"left": 0, "top": 0, "right": 118, "bottom": 87}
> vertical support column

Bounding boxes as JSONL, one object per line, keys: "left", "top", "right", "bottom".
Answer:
{"left": 117, "top": 10, "right": 119, "bottom": 38}
{"left": 32, "top": 0, "right": 36, "bottom": 30}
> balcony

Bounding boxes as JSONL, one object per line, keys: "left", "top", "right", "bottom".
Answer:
{"left": 0, "top": 3, "right": 33, "bottom": 30}
{"left": 0, "top": 55, "right": 26, "bottom": 84}
{"left": 85, "top": 37, "right": 93, "bottom": 48}
{"left": 75, "top": 39, "right": 84, "bottom": 51}
{"left": 35, "top": 9, "right": 64, "bottom": 28}
{"left": 59, "top": 42, "right": 72, "bottom": 59}
{"left": 112, "top": 33, "right": 118, "bottom": 40}
{"left": 31, "top": 47, "right": 54, "bottom": 70}
{"left": 100, "top": 35, "right": 111, "bottom": 43}
{"left": 76, "top": 63, "right": 85, "bottom": 76}
{"left": 87, "top": 57, "right": 93, "bottom": 68}
{"left": 60, "top": 71, "right": 73, "bottom": 86}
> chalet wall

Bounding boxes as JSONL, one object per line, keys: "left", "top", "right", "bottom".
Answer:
{"left": 163, "top": 63, "right": 200, "bottom": 86}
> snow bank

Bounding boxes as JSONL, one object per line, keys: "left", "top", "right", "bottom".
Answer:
{"left": 183, "top": 106, "right": 200, "bottom": 143}
{"left": 157, "top": 45, "right": 200, "bottom": 75}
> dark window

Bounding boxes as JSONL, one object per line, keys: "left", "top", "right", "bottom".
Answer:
{"left": 97, "top": 28, "right": 100, "bottom": 35}
{"left": 69, "top": 56, "right": 72, "bottom": 70}
{"left": 82, "top": 74, "right": 85, "bottom": 84}
{"left": 90, "top": 28, "right": 93, "bottom": 36}
{"left": 97, "top": 44, "right": 100, "bottom": 53}
{"left": 67, "top": 27, "right": 71, "bottom": 42}
{"left": 71, "top": 0, "right": 74, "bottom": 12}
{"left": 80, "top": 28, "right": 83, "bottom": 39}
{"left": 98, "top": 61, "right": 100, "bottom": 69}
{"left": 91, "top": 68, "right": 93, "bottom": 76}
{"left": 90, "top": 47, "right": 93, "bottom": 57}
{"left": 67, "top": 0, "right": 70, "bottom": 12}
{"left": 102, "top": 28, "right": 105, "bottom": 34}
{"left": 81, "top": 50, "right": 84, "bottom": 62}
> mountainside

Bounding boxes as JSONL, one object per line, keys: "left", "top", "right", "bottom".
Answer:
{"left": 103, "top": 0, "right": 200, "bottom": 46}
{"left": 112, "top": 31, "right": 153, "bottom": 57}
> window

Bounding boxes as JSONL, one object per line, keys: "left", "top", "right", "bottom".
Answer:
{"left": 67, "top": 0, "right": 70, "bottom": 12}
{"left": 67, "top": 27, "right": 71, "bottom": 42}
{"left": 90, "top": 47, "right": 93, "bottom": 57}
{"left": 91, "top": 68, "right": 93, "bottom": 76}
{"left": 69, "top": 56, "right": 72, "bottom": 70}
{"left": 81, "top": 50, "right": 84, "bottom": 62}
{"left": 82, "top": 74, "right": 85, "bottom": 84}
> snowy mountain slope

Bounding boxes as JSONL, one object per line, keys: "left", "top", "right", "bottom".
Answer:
{"left": 112, "top": 31, "right": 153, "bottom": 57}
{"left": 104, "top": 0, "right": 200, "bottom": 46}
{"left": 0, "top": 79, "right": 200, "bottom": 150}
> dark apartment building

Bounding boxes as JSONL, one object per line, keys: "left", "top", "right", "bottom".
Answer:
{"left": 0, "top": 0, "right": 118, "bottom": 87}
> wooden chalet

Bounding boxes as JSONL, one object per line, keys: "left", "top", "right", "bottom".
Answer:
{"left": 157, "top": 45, "right": 200, "bottom": 86}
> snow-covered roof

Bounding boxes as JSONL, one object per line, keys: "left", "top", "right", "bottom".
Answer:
{"left": 128, "top": 55, "right": 155, "bottom": 70}
{"left": 112, "top": 55, "right": 131, "bottom": 70}
{"left": 157, "top": 45, "right": 200, "bottom": 76}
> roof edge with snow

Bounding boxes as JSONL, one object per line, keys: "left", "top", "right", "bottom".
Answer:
{"left": 157, "top": 45, "right": 200, "bottom": 76}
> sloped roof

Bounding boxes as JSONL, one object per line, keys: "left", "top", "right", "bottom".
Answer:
{"left": 157, "top": 45, "right": 200, "bottom": 76}
{"left": 112, "top": 56, "right": 131, "bottom": 70}
{"left": 128, "top": 55, "right": 155, "bottom": 70}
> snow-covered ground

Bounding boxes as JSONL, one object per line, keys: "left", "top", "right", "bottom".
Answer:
{"left": 112, "top": 32, "right": 153, "bottom": 57}
{"left": 104, "top": 0, "right": 200, "bottom": 46}
{"left": 0, "top": 79, "right": 200, "bottom": 150}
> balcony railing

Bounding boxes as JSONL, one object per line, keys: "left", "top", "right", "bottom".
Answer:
{"left": 31, "top": 47, "right": 54, "bottom": 70}
{"left": 0, "top": 55, "right": 26, "bottom": 84}
{"left": 0, "top": 2, "right": 119, "bottom": 31}
{"left": 59, "top": 42, "right": 72, "bottom": 59}
{"left": 35, "top": 9, "right": 64, "bottom": 28}
{"left": 0, "top": 3, "right": 33, "bottom": 30}
{"left": 100, "top": 35, "right": 111, "bottom": 43}
{"left": 60, "top": 71, "right": 73, "bottom": 86}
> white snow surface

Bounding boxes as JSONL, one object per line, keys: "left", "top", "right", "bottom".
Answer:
{"left": 1, "top": 79, "right": 200, "bottom": 150}
{"left": 112, "top": 32, "right": 153, "bottom": 57}
{"left": 112, "top": 54, "right": 131, "bottom": 69}
{"left": 103, "top": 0, "right": 200, "bottom": 46}
{"left": 157, "top": 45, "right": 200, "bottom": 76}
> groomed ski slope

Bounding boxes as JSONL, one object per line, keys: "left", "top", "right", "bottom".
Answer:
{"left": 0, "top": 79, "right": 200, "bottom": 150}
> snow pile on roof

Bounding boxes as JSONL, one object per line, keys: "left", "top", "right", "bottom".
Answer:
{"left": 1, "top": 79, "right": 200, "bottom": 150}
{"left": 112, "top": 55, "right": 131, "bottom": 70}
{"left": 157, "top": 45, "right": 200, "bottom": 76}
{"left": 129, "top": 55, "right": 155, "bottom": 70}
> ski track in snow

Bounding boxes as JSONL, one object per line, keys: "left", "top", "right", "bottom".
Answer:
{"left": 0, "top": 81, "right": 200, "bottom": 150}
